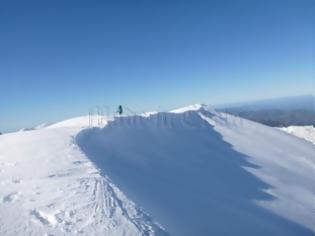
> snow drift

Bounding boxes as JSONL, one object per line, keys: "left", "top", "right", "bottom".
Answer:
{"left": 77, "top": 107, "right": 315, "bottom": 236}
{"left": 0, "top": 105, "right": 314, "bottom": 235}
{"left": 0, "top": 118, "right": 165, "bottom": 236}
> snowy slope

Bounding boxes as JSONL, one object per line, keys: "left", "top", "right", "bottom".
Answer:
{"left": 200, "top": 111, "right": 315, "bottom": 234}
{"left": 280, "top": 126, "right": 315, "bottom": 145}
{"left": 0, "top": 119, "right": 165, "bottom": 235}
{"left": 77, "top": 107, "right": 315, "bottom": 236}
{"left": 46, "top": 115, "right": 109, "bottom": 129}
{"left": 1, "top": 106, "right": 315, "bottom": 235}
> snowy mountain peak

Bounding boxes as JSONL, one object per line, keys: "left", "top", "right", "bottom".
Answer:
{"left": 170, "top": 103, "right": 209, "bottom": 113}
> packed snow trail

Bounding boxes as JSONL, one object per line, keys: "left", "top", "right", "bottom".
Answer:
{"left": 0, "top": 117, "right": 166, "bottom": 236}
{"left": 77, "top": 108, "right": 315, "bottom": 236}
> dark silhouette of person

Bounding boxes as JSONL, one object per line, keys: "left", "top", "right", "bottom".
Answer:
{"left": 117, "top": 105, "right": 123, "bottom": 115}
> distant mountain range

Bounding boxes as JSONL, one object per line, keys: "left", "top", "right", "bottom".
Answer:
{"left": 218, "top": 95, "right": 315, "bottom": 127}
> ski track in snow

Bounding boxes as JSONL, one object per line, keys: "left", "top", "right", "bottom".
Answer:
{"left": 0, "top": 124, "right": 166, "bottom": 236}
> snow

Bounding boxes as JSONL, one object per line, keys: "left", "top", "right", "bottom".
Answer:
{"left": 170, "top": 103, "right": 207, "bottom": 113}
{"left": 140, "top": 111, "right": 158, "bottom": 117}
{"left": 0, "top": 125, "right": 165, "bottom": 235}
{"left": 199, "top": 111, "right": 315, "bottom": 234}
{"left": 46, "top": 115, "right": 105, "bottom": 129}
{"left": 35, "top": 122, "right": 52, "bottom": 130}
{"left": 280, "top": 126, "right": 315, "bottom": 145}
{"left": 0, "top": 105, "right": 315, "bottom": 235}
{"left": 18, "top": 123, "right": 51, "bottom": 132}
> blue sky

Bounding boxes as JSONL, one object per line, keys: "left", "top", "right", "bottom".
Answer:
{"left": 0, "top": 0, "right": 314, "bottom": 131}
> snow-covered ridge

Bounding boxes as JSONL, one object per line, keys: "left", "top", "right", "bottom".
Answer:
{"left": 77, "top": 107, "right": 315, "bottom": 235}
{"left": 0, "top": 117, "right": 166, "bottom": 236}
{"left": 1, "top": 105, "right": 315, "bottom": 235}
{"left": 280, "top": 126, "right": 315, "bottom": 145}
{"left": 18, "top": 104, "right": 205, "bottom": 131}
{"left": 170, "top": 103, "right": 209, "bottom": 113}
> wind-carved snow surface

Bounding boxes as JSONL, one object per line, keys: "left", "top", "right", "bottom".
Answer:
{"left": 0, "top": 119, "right": 166, "bottom": 235}
{"left": 77, "top": 107, "right": 315, "bottom": 236}
{"left": 199, "top": 110, "right": 315, "bottom": 234}
{"left": 1, "top": 106, "right": 315, "bottom": 235}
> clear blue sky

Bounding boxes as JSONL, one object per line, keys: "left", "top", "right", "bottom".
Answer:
{"left": 1, "top": 0, "right": 314, "bottom": 131}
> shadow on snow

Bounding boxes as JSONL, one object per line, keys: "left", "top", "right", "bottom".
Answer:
{"left": 76, "top": 111, "right": 314, "bottom": 236}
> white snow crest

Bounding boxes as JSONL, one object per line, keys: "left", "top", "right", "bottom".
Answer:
{"left": 1, "top": 107, "right": 315, "bottom": 235}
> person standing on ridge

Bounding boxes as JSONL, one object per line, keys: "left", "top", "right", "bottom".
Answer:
{"left": 117, "top": 105, "right": 123, "bottom": 115}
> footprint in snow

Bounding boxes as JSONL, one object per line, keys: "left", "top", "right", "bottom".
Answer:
{"left": 73, "top": 160, "right": 84, "bottom": 165}
{"left": 46, "top": 203, "right": 55, "bottom": 209}
{"left": 30, "top": 209, "right": 57, "bottom": 226}
{"left": 1, "top": 192, "right": 21, "bottom": 203}
{"left": 12, "top": 179, "right": 21, "bottom": 184}
{"left": 47, "top": 172, "right": 71, "bottom": 178}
